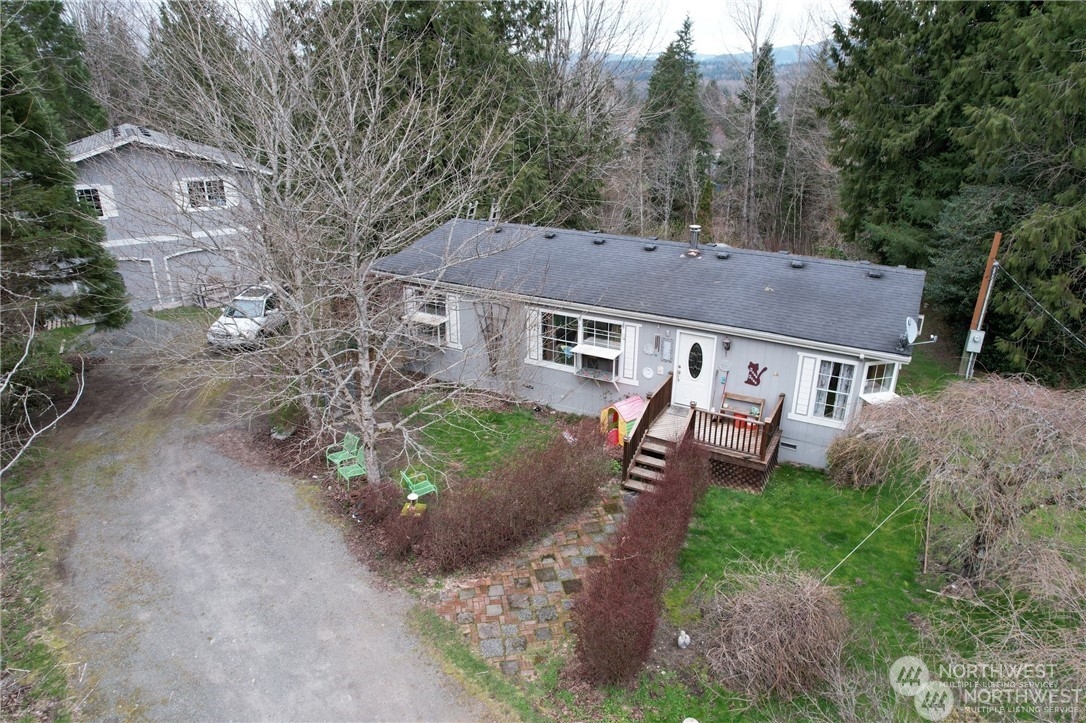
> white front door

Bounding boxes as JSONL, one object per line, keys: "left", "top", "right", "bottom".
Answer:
{"left": 672, "top": 331, "right": 716, "bottom": 409}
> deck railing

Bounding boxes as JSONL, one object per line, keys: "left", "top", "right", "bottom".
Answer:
{"left": 622, "top": 372, "right": 673, "bottom": 480}
{"left": 687, "top": 393, "right": 786, "bottom": 460}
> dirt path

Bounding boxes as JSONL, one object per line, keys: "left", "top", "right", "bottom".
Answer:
{"left": 50, "top": 338, "right": 494, "bottom": 721}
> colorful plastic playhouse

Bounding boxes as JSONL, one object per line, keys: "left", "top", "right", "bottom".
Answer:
{"left": 600, "top": 395, "right": 647, "bottom": 447}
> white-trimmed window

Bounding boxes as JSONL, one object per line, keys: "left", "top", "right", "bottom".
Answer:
{"left": 403, "top": 286, "right": 461, "bottom": 349}
{"left": 526, "top": 308, "right": 639, "bottom": 385}
{"left": 791, "top": 353, "right": 857, "bottom": 426}
{"left": 179, "top": 177, "right": 238, "bottom": 211}
{"left": 541, "top": 312, "right": 578, "bottom": 366}
{"left": 862, "top": 362, "right": 898, "bottom": 395}
{"left": 75, "top": 184, "right": 118, "bottom": 218}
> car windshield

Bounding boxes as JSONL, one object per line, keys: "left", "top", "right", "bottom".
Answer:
{"left": 224, "top": 299, "right": 264, "bottom": 319}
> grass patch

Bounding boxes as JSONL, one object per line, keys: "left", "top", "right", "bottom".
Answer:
{"left": 420, "top": 407, "right": 556, "bottom": 478}
{"left": 407, "top": 607, "right": 546, "bottom": 723}
{"left": 147, "top": 305, "right": 217, "bottom": 324}
{"left": 1, "top": 455, "right": 74, "bottom": 722}
{"left": 671, "top": 465, "right": 926, "bottom": 651}
{"left": 897, "top": 342, "right": 957, "bottom": 395}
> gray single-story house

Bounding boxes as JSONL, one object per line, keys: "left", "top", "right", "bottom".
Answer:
{"left": 374, "top": 219, "right": 925, "bottom": 488}
{"left": 67, "top": 124, "right": 266, "bottom": 310}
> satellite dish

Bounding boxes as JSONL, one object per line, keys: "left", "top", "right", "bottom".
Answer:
{"left": 905, "top": 317, "right": 919, "bottom": 345}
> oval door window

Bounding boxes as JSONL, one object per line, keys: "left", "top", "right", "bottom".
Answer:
{"left": 688, "top": 343, "right": 704, "bottom": 378}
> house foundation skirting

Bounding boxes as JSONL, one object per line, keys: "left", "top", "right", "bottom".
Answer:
{"left": 705, "top": 430, "right": 781, "bottom": 493}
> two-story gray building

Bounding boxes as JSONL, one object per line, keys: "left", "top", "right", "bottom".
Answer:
{"left": 67, "top": 124, "right": 265, "bottom": 310}
{"left": 374, "top": 219, "right": 927, "bottom": 487}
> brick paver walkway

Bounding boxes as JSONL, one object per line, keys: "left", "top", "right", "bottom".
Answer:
{"left": 429, "top": 487, "right": 627, "bottom": 678}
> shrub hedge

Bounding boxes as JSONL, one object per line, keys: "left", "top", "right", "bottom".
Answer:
{"left": 426, "top": 418, "right": 611, "bottom": 573}
{"left": 573, "top": 439, "right": 709, "bottom": 685}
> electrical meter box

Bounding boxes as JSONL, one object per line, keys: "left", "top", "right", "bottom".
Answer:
{"left": 965, "top": 330, "right": 986, "bottom": 354}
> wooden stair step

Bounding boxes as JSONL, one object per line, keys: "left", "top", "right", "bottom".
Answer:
{"left": 622, "top": 479, "right": 658, "bottom": 493}
{"left": 639, "top": 441, "right": 670, "bottom": 456}
{"left": 629, "top": 467, "right": 663, "bottom": 481}
{"left": 634, "top": 453, "right": 666, "bottom": 469}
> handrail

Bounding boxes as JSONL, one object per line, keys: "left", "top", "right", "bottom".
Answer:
{"left": 759, "top": 394, "right": 785, "bottom": 458}
{"left": 622, "top": 373, "right": 673, "bottom": 480}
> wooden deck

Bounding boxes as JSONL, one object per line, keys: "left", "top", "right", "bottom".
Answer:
{"left": 623, "top": 373, "right": 784, "bottom": 492}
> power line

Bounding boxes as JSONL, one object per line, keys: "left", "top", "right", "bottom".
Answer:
{"left": 997, "top": 265, "right": 1086, "bottom": 351}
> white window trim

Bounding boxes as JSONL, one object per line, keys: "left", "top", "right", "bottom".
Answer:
{"left": 177, "top": 176, "right": 239, "bottom": 212}
{"left": 861, "top": 360, "right": 900, "bottom": 396}
{"left": 788, "top": 351, "right": 859, "bottom": 429}
{"left": 525, "top": 307, "right": 639, "bottom": 387}
{"left": 75, "top": 183, "right": 118, "bottom": 218}
{"left": 402, "top": 286, "right": 461, "bottom": 350}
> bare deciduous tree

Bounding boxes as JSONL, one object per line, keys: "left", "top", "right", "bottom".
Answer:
{"left": 827, "top": 377, "right": 1086, "bottom": 582}
{"left": 85, "top": 0, "right": 637, "bottom": 485}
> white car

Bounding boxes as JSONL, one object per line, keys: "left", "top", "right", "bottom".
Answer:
{"left": 206, "top": 286, "right": 287, "bottom": 348}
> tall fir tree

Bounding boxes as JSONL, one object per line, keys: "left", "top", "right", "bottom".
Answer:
{"left": 2, "top": 2, "right": 129, "bottom": 418}
{"left": 826, "top": 0, "right": 1084, "bottom": 384}
{"left": 637, "top": 18, "right": 710, "bottom": 237}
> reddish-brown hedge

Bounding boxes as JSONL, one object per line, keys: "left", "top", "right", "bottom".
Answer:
{"left": 426, "top": 418, "right": 611, "bottom": 572}
{"left": 573, "top": 440, "right": 709, "bottom": 685}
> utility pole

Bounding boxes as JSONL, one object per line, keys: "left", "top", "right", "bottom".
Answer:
{"left": 958, "top": 232, "right": 1002, "bottom": 378}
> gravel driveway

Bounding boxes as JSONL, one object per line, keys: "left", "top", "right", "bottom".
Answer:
{"left": 53, "top": 320, "right": 494, "bottom": 721}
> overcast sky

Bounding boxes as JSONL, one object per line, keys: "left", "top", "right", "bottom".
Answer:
{"left": 631, "top": 0, "right": 852, "bottom": 56}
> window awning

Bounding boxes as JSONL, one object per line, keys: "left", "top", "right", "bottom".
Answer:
{"left": 571, "top": 343, "right": 622, "bottom": 360}
{"left": 409, "top": 311, "right": 447, "bottom": 326}
{"left": 860, "top": 391, "right": 900, "bottom": 405}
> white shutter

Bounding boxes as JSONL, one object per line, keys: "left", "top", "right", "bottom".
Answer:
{"left": 98, "top": 185, "right": 119, "bottom": 218}
{"left": 794, "top": 354, "right": 817, "bottom": 417}
{"left": 446, "top": 293, "right": 461, "bottom": 349}
{"left": 403, "top": 285, "right": 419, "bottom": 315}
{"left": 620, "top": 323, "right": 638, "bottom": 383}
{"left": 525, "top": 307, "right": 541, "bottom": 362}
{"left": 224, "top": 177, "right": 240, "bottom": 207}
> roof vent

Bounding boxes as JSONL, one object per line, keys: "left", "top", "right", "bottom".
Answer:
{"left": 859, "top": 260, "right": 871, "bottom": 265}
{"left": 593, "top": 237, "right": 606, "bottom": 245}
{"left": 716, "top": 251, "right": 730, "bottom": 260}
{"left": 778, "top": 250, "right": 790, "bottom": 255}
{"left": 137, "top": 126, "right": 152, "bottom": 138}
{"left": 790, "top": 260, "right": 805, "bottom": 269}
{"left": 543, "top": 231, "right": 556, "bottom": 239}
{"left": 643, "top": 243, "right": 657, "bottom": 252}
{"left": 493, "top": 225, "right": 503, "bottom": 233}
{"left": 897, "top": 265, "right": 907, "bottom": 268}
{"left": 868, "top": 270, "right": 883, "bottom": 278}
{"left": 590, "top": 229, "right": 601, "bottom": 234}
{"left": 685, "top": 224, "right": 702, "bottom": 257}
{"left": 650, "top": 236, "right": 659, "bottom": 241}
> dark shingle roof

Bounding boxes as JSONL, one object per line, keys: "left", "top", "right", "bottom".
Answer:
{"left": 374, "top": 219, "right": 926, "bottom": 357}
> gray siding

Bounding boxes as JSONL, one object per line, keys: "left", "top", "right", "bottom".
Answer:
{"left": 409, "top": 289, "right": 900, "bottom": 468}
{"left": 74, "top": 145, "right": 258, "bottom": 310}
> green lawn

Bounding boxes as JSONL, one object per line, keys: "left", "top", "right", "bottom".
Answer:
{"left": 419, "top": 406, "right": 557, "bottom": 478}
{"left": 897, "top": 342, "right": 957, "bottom": 395}
{"left": 0, "top": 454, "right": 75, "bottom": 722}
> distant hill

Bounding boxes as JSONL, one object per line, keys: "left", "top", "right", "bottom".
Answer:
{"left": 605, "top": 44, "right": 820, "bottom": 87}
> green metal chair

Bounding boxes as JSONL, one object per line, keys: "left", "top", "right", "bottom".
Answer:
{"left": 337, "top": 456, "right": 367, "bottom": 488}
{"left": 400, "top": 470, "right": 438, "bottom": 499}
{"left": 326, "top": 432, "right": 360, "bottom": 466}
